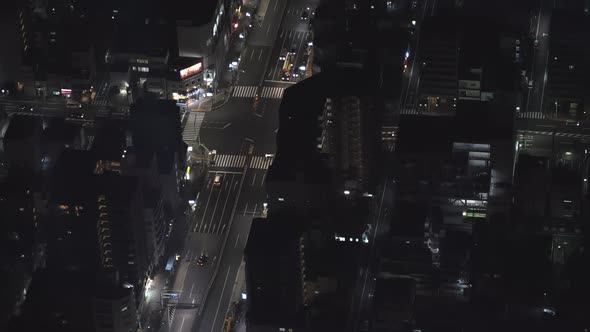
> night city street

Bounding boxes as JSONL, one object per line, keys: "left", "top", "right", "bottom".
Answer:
{"left": 2, "top": 0, "right": 590, "bottom": 332}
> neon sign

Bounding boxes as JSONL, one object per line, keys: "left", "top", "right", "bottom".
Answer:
{"left": 180, "top": 63, "right": 203, "bottom": 79}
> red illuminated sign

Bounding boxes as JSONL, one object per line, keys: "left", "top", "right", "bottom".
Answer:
{"left": 61, "top": 89, "right": 72, "bottom": 95}
{"left": 180, "top": 63, "right": 203, "bottom": 79}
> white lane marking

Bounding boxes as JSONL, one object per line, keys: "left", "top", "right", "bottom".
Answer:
{"left": 216, "top": 173, "right": 236, "bottom": 235}
{"left": 196, "top": 176, "right": 216, "bottom": 232}
{"left": 243, "top": 202, "right": 248, "bottom": 215}
{"left": 252, "top": 173, "right": 257, "bottom": 186}
{"left": 179, "top": 317, "right": 186, "bottom": 332}
{"left": 356, "top": 182, "right": 389, "bottom": 324}
{"left": 234, "top": 234, "right": 240, "bottom": 248}
{"left": 206, "top": 173, "right": 230, "bottom": 233}
{"left": 259, "top": 49, "right": 263, "bottom": 60}
{"left": 261, "top": 173, "right": 266, "bottom": 186}
{"left": 190, "top": 283, "right": 195, "bottom": 297}
{"left": 210, "top": 267, "right": 232, "bottom": 332}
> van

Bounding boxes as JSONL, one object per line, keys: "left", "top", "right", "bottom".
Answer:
{"left": 213, "top": 175, "right": 222, "bottom": 187}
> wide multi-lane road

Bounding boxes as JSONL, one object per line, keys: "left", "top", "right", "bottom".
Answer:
{"left": 399, "top": 0, "right": 437, "bottom": 114}
{"left": 525, "top": 0, "right": 553, "bottom": 115}
{"left": 186, "top": 1, "right": 319, "bottom": 331}
{"left": 169, "top": 0, "right": 324, "bottom": 331}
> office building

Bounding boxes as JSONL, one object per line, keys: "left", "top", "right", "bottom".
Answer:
{"left": 416, "top": 17, "right": 459, "bottom": 115}
{"left": 544, "top": 11, "right": 590, "bottom": 120}
{"left": 244, "top": 218, "right": 307, "bottom": 331}
{"left": 92, "top": 284, "right": 137, "bottom": 332}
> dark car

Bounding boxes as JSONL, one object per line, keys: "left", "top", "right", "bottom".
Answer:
{"left": 19, "top": 105, "right": 34, "bottom": 112}
{"left": 301, "top": 11, "right": 309, "bottom": 19}
{"left": 281, "top": 71, "right": 291, "bottom": 81}
{"left": 67, "top": 112, "right": 85, "bottom": 120}
{"left": 197, "top": 254, "right": 208, "bottom": 266}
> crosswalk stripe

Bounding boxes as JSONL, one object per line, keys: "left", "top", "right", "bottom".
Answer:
{"left": 400, "top": 107, "right": 418, "bottom": 115}
{"left": 6, "top": 111, "right": 45, "bottom": 117}
{"left": 182, "top": 112, "right": 205, "bottom": 143}
{"left": 261, "top": 87, "right": 284, "bottom": 99}
{"left": 249, "top": 156, "right": 274, "bottom": 169}
{"left": 517, "top": 112, "right": 545, "bottom": 119}
{"left": 232, "top": 85, "right": 258, "bottom": 98}
{"left": 231, "top": 86, "right": 284, "bottom": 99}
{"left": 212, "top": 154, "right": 247, "bottom": 168}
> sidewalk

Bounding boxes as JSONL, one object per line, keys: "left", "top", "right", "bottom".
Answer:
{"left": 193, "top": 88, "right": 232, "bottom": 111}
{"left": 224, "top": 259, "right": 247, "bottom": 332}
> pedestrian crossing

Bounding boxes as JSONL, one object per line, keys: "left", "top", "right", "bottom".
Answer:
{"left": 260, "top": 86, "right": 284, "bottom": 99}
{"left": 212, "top": 154, "right": 247, "bottom": 168}
{"left": 182, "top": 112, "right": 205, "bottom": 143}
{"left": 250, "top": 156, "right": 274, "bottom": 170}
{"left": 93, "top": 98, "right": 108, "bottom": 106}
{"left": 518, "top": 129, "right": 590, "bottom": 140}
{"left": 232, "top": 85, "right": 258, "bottom": 98}
{"left": 518, "top": 112, "right": 545, "bottom": 119}
{"left": 95, "top": 107, "right": 128, "bottom": 118}
{"left": 5, "top": 111, "right": 44, "bottom": 117}
{"left": 232, "top": 85, "right": 285, "bottom": 99}
{"left": 400, "top": 107, "right": 418, "bottom": 115}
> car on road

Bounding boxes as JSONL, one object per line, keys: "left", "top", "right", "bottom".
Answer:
{"left": 67, "top": 112, "right": 85, "bottom": 120}
{"left": 213, "top": 175, "right": 222, "bottom": 187}
{"left": 279, "top": 49, "right": 288, "bottom": 61}
{"left": 19, "top": 105, "right": 34, "bottom": 112}
{"left": 301, "top": 10, "right": 309, "bottom": 20}
{"left": 281, "top": 71, "right": 292, "bottom": 81}
{"left": 197, "top": 254, "right": 208, "bottom": 266}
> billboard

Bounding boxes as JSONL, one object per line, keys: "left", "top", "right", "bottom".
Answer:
{"left": 180, "top": 62, "right": 203, "bottom": 79}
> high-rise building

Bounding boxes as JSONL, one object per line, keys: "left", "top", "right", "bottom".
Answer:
{"left": 96, "top": 175, "right": 148, "bottom": 287}
{"left": 416, "top": 17, "right": 459, "bottom": 115}
{"left": 317, "top": 96, "right": 377, "bottom": 194}
{"left": 244, "top": 219, "right": 307, "bottom": 331}
{"left": 544, "top": 11, "right": 590, "bottom": 120}
{"left": 92, "top": 284, "right": 138, "bottom": 332}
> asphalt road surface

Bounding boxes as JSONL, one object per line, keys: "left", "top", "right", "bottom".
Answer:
{"left": 399, "top": 0, "right": 437, "bottom": 113}
{"left": 525, "top": 0, "right": 552, "bottom": 115}
{"left": 186, "top": 1, "right": 320, "bottom": 331}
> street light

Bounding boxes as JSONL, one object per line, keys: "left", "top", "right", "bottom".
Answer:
{"left": 344, "top": 190, "right": 350, "bottom": 195}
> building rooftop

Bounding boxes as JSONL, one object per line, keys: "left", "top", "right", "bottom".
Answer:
{"left": 130, "top": 97, "right": 182, "bottom": 173}
{"left": 171, "top": 0, "right": 219, "bottom": 26}
{"left": 42, "top": 118, "right": 80, "bottom": 143}
{"left": 50, "top": 149, "right": 97, "bottom": 205}
{"left": 268, "top": 68, "right": 379, "bottom": 184}
{"left": 91, "top": 122, "right": 126, "bottom": 162}
{"left": 396, "top": 102, "right": 513, "bottom": 155}
{"left": 245, "top": 218, "right": 303, "bottom": 327}
{"left": 111, "top": 23, "right": 169, "bottom": 58}
{"left": 3, "top": 116, "right": 41, "bottom": 140}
